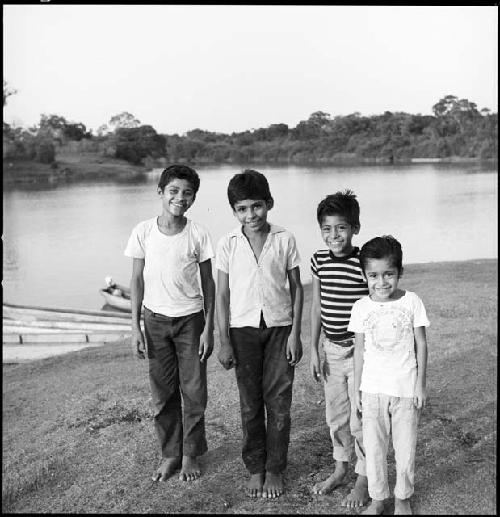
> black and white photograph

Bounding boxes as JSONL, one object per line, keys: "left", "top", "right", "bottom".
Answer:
{"left": 3, "top": 4, "right": 497, "bottom": 514}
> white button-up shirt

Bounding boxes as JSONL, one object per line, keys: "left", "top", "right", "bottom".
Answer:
{"left": 215, "top": 223, "right": 301, "bottom": 328}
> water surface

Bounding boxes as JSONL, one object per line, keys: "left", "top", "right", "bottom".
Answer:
{"left": 3, "top": 163, "right": 497, "bottom": 310}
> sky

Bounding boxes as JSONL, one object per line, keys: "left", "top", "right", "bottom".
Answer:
{"left": 3, "top": 5, "right": 498, "bottom": 135}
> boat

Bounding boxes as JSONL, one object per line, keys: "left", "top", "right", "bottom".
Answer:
{"left": 3, "top": 302, "right": 135, "bottom": 345}
{"left": 99, "top": 277, "right": 132, "bottom": 312}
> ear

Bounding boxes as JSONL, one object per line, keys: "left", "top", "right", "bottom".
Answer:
{"left": 157, "top": 187, "right": 164, "bottom": 196}
{"left": 266, "top": 198, "right": 274, "bottom": 210}
{"left": 353, "top": 224, "right": 360, "bottom": 235}
{"left": 361, "top": 271, "right": 367, "bottom": 282}
{"left": 399, "top": 266, "right": 404, "bottom": 278}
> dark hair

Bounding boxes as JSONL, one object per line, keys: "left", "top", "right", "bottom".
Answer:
{"left": 359, "top": 235, "right": 403, "bottom": 275}
{"left": 316, "top": 189, "right": 360, "bottom": 227}
{"left": 158, "top": 164, "right": 200, "bottom": 193}
{"left": 227, "top": 169, "right": 273, "bottom": 208}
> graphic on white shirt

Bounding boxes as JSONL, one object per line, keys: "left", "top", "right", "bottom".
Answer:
{"left": 364, "top": 305, "right": 413, "bottom": 353}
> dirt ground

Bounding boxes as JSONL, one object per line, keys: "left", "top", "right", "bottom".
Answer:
{"left": 2, "top": 259, "right": 497, "bottom": 514}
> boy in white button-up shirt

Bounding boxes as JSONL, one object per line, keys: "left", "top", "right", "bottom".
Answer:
{"left": 216, "top": 170, "right": 304, "bottom": 499}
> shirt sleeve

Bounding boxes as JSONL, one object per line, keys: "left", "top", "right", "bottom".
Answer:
{"left": 311, "top": 253, "right": 319, "bottom": 279}
{"left": 347, "top": 299, "right": 365, "bottom": 333}
{"left": 124, "top": 223, "right": 145, "bottom": 259}
{"left": 412, "top": 293, "right": 430, "bottom": 328}
{"left": 215, "top": 235, "right": 230, "bottom": 273}
{"left": 286, "top": 233, "right": 301, "bottom": 270}
{"left": 196, "top": 225, "right": 215, "bottom": 263}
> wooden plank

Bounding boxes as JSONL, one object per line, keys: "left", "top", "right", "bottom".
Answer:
{"left": 3, "top": 306, "right": 133, "bottom": 324}
{"left": 3, "top": 325, "right": 86, "bottom": 334}
{"left": 87, "top": 332, "right": 129, "bottom": 343}
{"left": 3, "top": 333, "right": 21, "bottom": 343}
{"left": 3, "top": 302, "right": 133, "bottom": 320}
{"left": 19, "top": 333, "right": 89, "bottom": 344}
{"left": 3, "top": 319, "right": 131, "bottom": 331}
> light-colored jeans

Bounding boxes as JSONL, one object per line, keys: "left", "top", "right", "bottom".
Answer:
{"left": 323, "top": 337, "right": 366, "bottom": 476}
{"left": 362, "top": 392, "right": 419, "bottom": 501}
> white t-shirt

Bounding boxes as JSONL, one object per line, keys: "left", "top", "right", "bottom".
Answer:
{"left": 215, "top": 223, "right": 301, "bottom": 328}
{"left": 348, "top": 290, "right": 430, "bottom": 398}
{"left": 124, "top": 217, "right": 214, "bottom": 317}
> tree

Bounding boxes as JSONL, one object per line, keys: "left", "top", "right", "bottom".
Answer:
{"left": 108, "top": 112, "right": 141, "bottom": 131}
{"left": 114, "top": 125, "right": 166, "bottom": 164}
{"left": 3, "top": 80, "right": 17, "bottom": 107}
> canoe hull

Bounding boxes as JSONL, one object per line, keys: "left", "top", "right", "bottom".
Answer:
{"left": 99, "top": 289, "right": 132, "bottom": 312}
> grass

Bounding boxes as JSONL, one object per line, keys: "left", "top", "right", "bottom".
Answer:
{"left": 3, "top": 155, "right": 147, "bottom": 185}
{"left": 2, "top": 258, "right": 497, "bottom": 514}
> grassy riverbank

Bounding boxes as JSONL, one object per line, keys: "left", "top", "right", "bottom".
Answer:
{"left": 3, "top": 156, "right": 149, "bottom": 185}
{"left": 2, "top": 259, "right": 497, "bottom": 514}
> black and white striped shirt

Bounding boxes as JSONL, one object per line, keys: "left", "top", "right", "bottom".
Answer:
{"left": 311, "top": 247, "right": 368, "bottom": 341}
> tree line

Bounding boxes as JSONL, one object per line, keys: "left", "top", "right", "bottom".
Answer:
{"left": 3, "top": 83, "right": 497, "bottom": 167}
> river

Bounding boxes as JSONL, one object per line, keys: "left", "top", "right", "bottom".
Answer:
{"left": 3, "top": 163, "right": 497, "bottom": 311}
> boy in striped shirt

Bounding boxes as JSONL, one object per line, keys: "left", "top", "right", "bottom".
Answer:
{"left": 309, "top": 190, "right": 369, "bottom": 509}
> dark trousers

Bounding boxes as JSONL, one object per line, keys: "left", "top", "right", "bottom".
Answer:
{"left": 230, "top": 321, "right": 294, "bottom": 474}
{"left": 144, "top": 308, "right": 207, "bottom": 458}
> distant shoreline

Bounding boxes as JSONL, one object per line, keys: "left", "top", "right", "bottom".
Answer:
{"left": 3, "top": 155, "right": 497, "bottom": 186}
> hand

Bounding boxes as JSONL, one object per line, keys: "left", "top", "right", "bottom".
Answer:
{"left": 286, "top": 334, "right": 303, "bottom": 366}
{"left": 131, "top": 328, "right": 146, "bottom": 360}
{"left": 413, "top": 384, "right": 427, "bottom": 409}
{"left": 355, "top": 390, "right": 363, "bottom": 414}
{"left": 218, "top": 342, "right": 237, "bottom": 370}
{"left": 309, "top": 352, "right": 322, "bottom": 382}
{"left": 199, "top": 328, "right": 214, "bottom": 363}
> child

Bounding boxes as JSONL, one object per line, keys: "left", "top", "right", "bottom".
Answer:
{"left": 309, "top": 190, "right": 370, "bottom": 508}
{"left": 216, "top": 169, "right": 303, "bottom": 499}
{"left": 124, "top": 164, "right": 215, "bottom": 483}
{"left": 349, "top": 235, "right": 429, "bottom": 515}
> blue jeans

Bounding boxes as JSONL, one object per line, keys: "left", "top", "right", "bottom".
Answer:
{"left": 230, "top": 322, "right": 294, "bottom": 474}
{"left": 145, "top": 308, "right": 207, "bottom": 458}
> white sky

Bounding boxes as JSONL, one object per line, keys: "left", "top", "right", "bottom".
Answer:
{"left": 3, "top": 5, "right": 498, "bottom": 135}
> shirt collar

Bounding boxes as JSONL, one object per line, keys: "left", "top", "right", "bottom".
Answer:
{"left": 229, "top": 222, "right": 285, "bottom": 238}
{"left": 328, "top": 246, "right": 359, "bottom": 261}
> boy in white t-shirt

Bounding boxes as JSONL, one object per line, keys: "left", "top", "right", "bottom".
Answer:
{"left": 124, "top": 165, "right": 215, "bottom": 483}
{"left": 348, "top": 236, "right": 429, "bottom": 515}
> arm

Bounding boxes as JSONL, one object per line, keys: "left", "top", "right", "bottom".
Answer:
{"left": 216, "top": 269, "right": 236, "bottom": 370}
{"left": 309, "top": 276, "right": 322, "bottom": 381}
{"left": 286, "top": 266, "right": 304, "bottom": 366}
{"left": 413, "top": 326, "right": 428, "bottom": 409}
{"left": 198, "top": 259, "right": 215, "bottom": 362}
{"left": 353, "top": 332, "right": 365, "bottom": 413}
{"left": 130, "top": 258, "right": 146, "bottom": 360}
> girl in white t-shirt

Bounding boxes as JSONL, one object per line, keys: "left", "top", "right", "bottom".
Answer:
{"left": 348, "top": 235, "right": 429, "bottom": 515}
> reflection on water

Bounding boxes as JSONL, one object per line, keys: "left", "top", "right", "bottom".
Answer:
{"left": 3, "top": 163, "right": 497, "bottom": 310}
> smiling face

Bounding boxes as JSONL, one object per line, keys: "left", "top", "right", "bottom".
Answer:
{"left": 158, "top": 178, "right": 196, "bottom": 217}
{"left": 320, "top": 214, "right": 359, "bottom": 257}
{"left": 363, "top": 257, "right": 402, "bottom": 302}
{"left": 232, "top": 199, "right": 272, "bottom": 234}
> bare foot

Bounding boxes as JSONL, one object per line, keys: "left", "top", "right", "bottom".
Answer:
{"left": 312, "top": 461, "right": 348, "bottom": 494}
{"left": 152, "top": 457, "right": 181, "bottom": 482}
{"left": 361, "top": 499, "right": 385, "bottom": 515}
{"left": 394, "top": 498, "right": 412, "bottom": 515}
{"left": 262, "top": 471, "right": 284, "bottom": 498}
{"left": 179, "top": 455, "right": 201, "bottom": 481}
{"left": 342, "top": 474, "right": 369, "bottom": 508}
{"left": 246, "top": 473, "right": 264, "bottom": 498}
